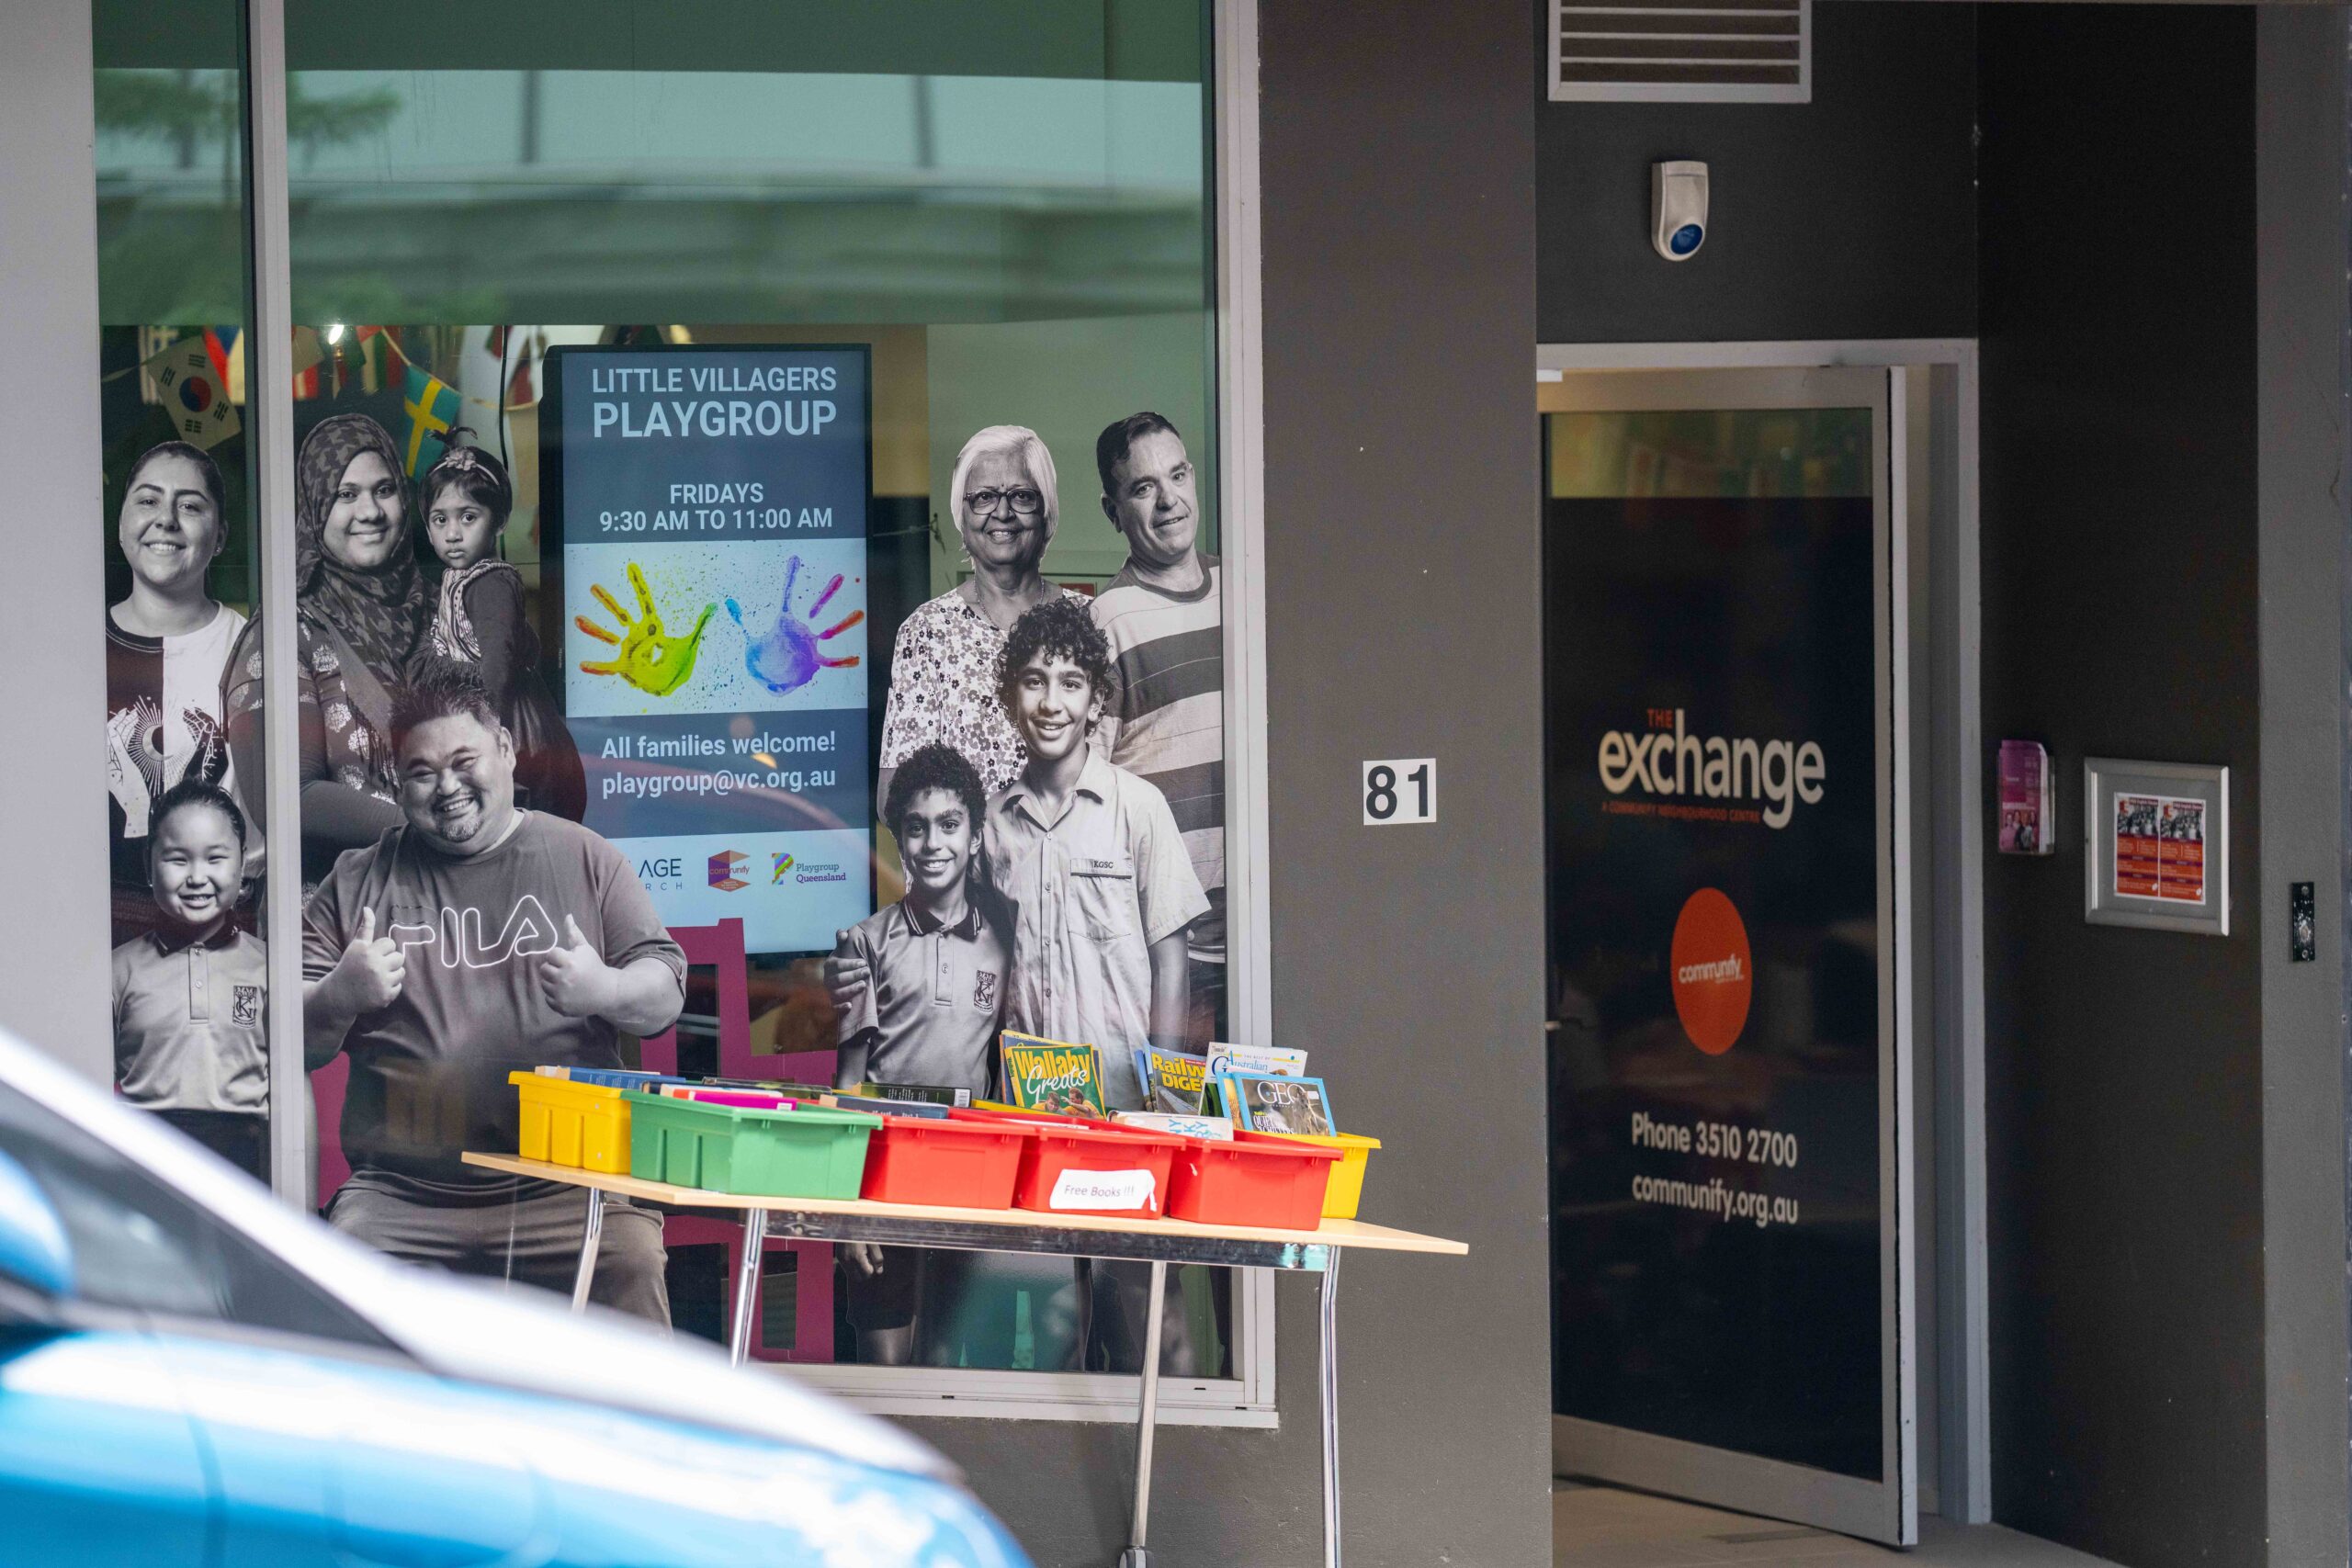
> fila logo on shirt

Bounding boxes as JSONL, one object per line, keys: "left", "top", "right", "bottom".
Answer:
{"left": 389, "top": 897, "right": 565, "bottom": 969}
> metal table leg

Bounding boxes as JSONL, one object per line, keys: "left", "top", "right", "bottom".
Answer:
{"left": 1320, "top": 1249, "right": 1342, "bottom": 1568}
{"left": 1117, "top": 1258, "right": 1170, "bottom": 1568}
{"left": 570, "top": 1186, "right": 604, "bottom": 1312}
{"left": 729, "top": 1207, "right": 769, "bottom": 1366}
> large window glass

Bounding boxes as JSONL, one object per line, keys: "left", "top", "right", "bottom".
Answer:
{"left": 93, "top": 5, "right": 275, "bottom": 1191}
{"left": 274, "top": 3, "right": 1231, "bottom": 1382}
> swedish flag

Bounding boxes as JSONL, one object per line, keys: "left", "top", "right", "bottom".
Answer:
{"left": 401, "top": 363, "right": 461, "bottom": 477}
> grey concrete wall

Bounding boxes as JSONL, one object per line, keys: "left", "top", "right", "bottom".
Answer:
{"left": 911, "top": 1, "right": 1553, "bottom": 1562}
{"left": 2255, "top": 9, "right": 2352, "bottom": 1566}
{"left": 1977, "top": 8, "right": 2269, "bottom": 1565}
{"left": 0, "top": 0, "right": 113, "bottom": 1082}
{"left": 1537, "top": 0, "right": 1978, "bottom": 345}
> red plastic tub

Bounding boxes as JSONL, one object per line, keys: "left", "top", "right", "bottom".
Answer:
{"left": 998, "top": 1120, "right": 1188, "bottom": 1218}
{"left": 860, "top": 1114, "right": 1030, "bottom": 1209}
{"left": 1166, "top": 1130, "right": 1342, "bottom": 1230}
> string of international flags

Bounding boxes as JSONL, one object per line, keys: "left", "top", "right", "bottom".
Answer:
{"left": 127, "top": 324, "right": 548, "bottom": 476}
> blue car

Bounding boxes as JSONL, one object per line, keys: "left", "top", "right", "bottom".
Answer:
{"left": 0, "top": 1030, "right": 1029, "bottom": 1568}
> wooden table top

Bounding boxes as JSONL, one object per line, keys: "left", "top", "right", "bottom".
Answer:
{"left": 462, "top": 1152, "right": 1468, "bottom": 1258}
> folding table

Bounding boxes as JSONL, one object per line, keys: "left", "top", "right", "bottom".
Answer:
{"left": 463, "top": 1151, "right": 1466, "bottom": 1568}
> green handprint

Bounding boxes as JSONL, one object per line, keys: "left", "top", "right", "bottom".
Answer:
{"left": 575, "top": 560, "right": 714, "bottom": 697}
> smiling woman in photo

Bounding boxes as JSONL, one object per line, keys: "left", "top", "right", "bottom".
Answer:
{"left": 873, "top": 424, "right": 1081, "bottom": 813}
{"left": 105, "top": 440, "right": 244, "bottom": 943}
{"left": 224, "top": 412, "right": 432, "bottom": 887}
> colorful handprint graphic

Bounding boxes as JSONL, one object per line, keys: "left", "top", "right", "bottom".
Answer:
{"left": 726, "top": 555, "right": 865, "bottom": 696}
{"left": 576, "top": 561, "right": 715, "bottom": 697}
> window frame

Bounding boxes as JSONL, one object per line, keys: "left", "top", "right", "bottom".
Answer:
{"left": 235, "top": 0, "right": 1276, "bottom": 1426}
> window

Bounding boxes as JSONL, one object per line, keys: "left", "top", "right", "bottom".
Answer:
{"left": 0, "top": 1078, "right": 387, "bottom": 1349}
{"left": 90, "top": 0, "right": 1264, "bottom": 1418}
{"left": 93, "top": 1, "right": 277, "bottom": 1192}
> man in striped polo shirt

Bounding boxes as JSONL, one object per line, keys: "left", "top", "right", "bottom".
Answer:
{"left": 1090, "top": 412, "right": 1225, "bottom": 1043}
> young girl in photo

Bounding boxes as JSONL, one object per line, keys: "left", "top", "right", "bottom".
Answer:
{"left": 420, "top": 433, "right": 587, "bottom": 820}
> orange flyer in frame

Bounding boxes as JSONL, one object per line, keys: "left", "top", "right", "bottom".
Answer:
{"left": 2114, "top": 794, "right": 2204, "bottom": 903}
{"left": 2155, "top": 796, "right": 2206, "bottom": 902}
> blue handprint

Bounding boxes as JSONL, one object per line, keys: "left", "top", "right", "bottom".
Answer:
{"left": 727, "top": 556, "right": 865, "bottom": 695}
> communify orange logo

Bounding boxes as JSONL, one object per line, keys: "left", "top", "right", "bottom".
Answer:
{"left": 1669, "top": 887, "right": 1752, "bottom": 1055}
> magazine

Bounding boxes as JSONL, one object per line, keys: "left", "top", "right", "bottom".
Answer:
{"left": 1001, "top": 1032, "right": 1107, "bottom": 1117}
{"left": 1205, "top": 1043, "right": 1308, "bottom": 1078}
{"left": 1143, "top": 1047, "right": 1213, "bottom": 1112}
{"left": 1226, "top": 1072, "right": 1335, "bottom": 1136}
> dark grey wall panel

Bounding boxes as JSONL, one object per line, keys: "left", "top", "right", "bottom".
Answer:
{"left": 1976, "top": 9, "right": 2267, "bottom": 1566}
{"left": 1536, "top": 1, "right": 1978, "bottom": 345}
{"left": 911, "top": 1, "right": 1552, "bottom": 1563}
{"left": 1256, "top": 0, "right": 1553, "bottom": 1554}
{"left": 2255, "top": 9, "right": 2351, "bottom": 1563}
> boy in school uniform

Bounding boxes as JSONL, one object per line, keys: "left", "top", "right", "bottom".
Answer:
{"left": 112, "top": 779, "right": 269, "bottom": 1181}
{"left": 988, "top": 594, "right": 1208, "bottom": 1111}
{"left": 830, "top": 741, "right": 1010, "bottom": 1365}
{"left": 989, "top": 595, "right": 1212, "bottom": 1373}
{"left": 831, "top": 741, "right": 1010, "bottom": 1098}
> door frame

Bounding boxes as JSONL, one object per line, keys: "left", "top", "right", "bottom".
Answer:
{"left": 1536, "top": 340, "right": 1989, "bottom": 1531}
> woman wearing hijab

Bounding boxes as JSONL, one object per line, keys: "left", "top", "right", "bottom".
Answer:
{"left": 224, "top": 412, "right": 432, "bottom": 887}
{"left": 873, "top": 423, "right": 1080, "bottom": 813}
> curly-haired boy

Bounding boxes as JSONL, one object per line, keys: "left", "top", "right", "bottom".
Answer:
{"left": 987, "top": 596, "right": 1206, "bottom": 1109}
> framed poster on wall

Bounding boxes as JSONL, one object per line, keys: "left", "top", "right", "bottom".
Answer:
{"left": 542, "top": 343, "right": 876, "bottom": 955}
{"left": 2083, "top": 757, "right": 2229, "bottom": 935}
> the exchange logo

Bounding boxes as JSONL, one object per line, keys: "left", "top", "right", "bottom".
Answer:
{"left": 1668, "top": 887, "right": 1752, "bottom": 1055}
{"left": 707, "top": 850, "right": 748, "bottom": 892}
{"left": 1598, "top": 707, "right": 1826, "bottom": 829}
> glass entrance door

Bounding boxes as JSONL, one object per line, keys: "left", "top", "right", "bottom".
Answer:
{"left": 1543, "top": 367, "right": 1916, "bottom": 1545}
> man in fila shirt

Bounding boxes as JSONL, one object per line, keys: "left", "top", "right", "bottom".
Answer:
{"left": 303, "top": 666, "right": 685, "bottom": 1324}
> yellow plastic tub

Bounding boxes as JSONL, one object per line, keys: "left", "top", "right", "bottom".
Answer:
{"left": 1271, "top": 1131, "right": 1382, "bottom": 1220}
{"left": 510, "top": 1071, "right": 632, "bottom": 1174}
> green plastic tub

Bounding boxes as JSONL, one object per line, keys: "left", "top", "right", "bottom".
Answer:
{"left": 624, "top": 1089, "right": 881, "bottom": 1198}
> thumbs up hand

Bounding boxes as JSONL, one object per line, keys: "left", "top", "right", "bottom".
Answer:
{"left": 537, "top": 914, "right": 616, "bottom": 1019}
{"left": 331, "top": 908, "right": 406, "bottom": 1011}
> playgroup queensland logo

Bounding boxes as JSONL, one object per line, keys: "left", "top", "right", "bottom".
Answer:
{"left": 708, "top": 849, "right": 749, "bottom": 891}
{"left": 771, "top": 852, "right": 795, "bottom": 885}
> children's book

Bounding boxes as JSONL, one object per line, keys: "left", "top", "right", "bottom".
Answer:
{"left": 1142, "top": 1047, "right": 1213, "bottom": 1112}
{"left": 703, "top": 1077, "right": 833, "bottom": 1100}
{"left": 1001, "top": 1032, "right": 1107, "bottom": 1117}
{"left": 847, "top": 1095, "right": 953, "bottom": 1119}
{"left": 1116, "top": 1111, "right": 1235, "bottom": 1142}
{"left": 1226, "top": 1072, "right": 1336, "bottom": 1136}
{"left": 860, "top": 1081, "right": 975, "bottom": 1108}
{"left": 1205, "top": 1043, "right": 1308, "bottom": 1079}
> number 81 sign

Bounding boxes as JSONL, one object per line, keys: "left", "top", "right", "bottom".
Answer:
{"left": 1362, "top": 758, "right": 1436, "bottom": 825}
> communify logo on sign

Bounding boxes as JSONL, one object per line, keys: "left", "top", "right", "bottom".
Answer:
{"left": 1598, "top": 708, "right": 1826, "bottom": 829}
{"left": 708, "top": 850, "right": 749, "bottom": 891}
{"left": 1669, "top": 887, "right": 1752, "bottom": 1055}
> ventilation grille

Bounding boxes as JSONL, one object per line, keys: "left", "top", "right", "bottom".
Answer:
{"left": 1550, "top": 0, "right": 1810, "bottom": 103}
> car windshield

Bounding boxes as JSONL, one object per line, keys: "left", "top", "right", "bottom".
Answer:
{"left": 0, "top": 1078, "right": 390, "bottom": 1349}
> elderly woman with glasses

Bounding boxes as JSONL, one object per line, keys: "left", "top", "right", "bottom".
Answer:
{"left": 874, "top": 423, "right": 1080, "bottom": 814}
